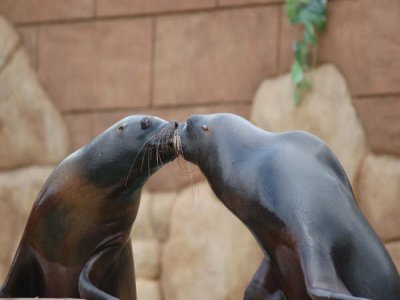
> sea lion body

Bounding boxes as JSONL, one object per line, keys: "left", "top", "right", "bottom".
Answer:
{"left": 178, "top": 113, "right": 400, "bottom": 300}
{"left": 0, "top": 115, "right": 177, "bottom": 299}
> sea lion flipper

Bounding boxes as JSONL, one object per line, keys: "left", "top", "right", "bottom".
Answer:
{"left": 307, "top": 288, "right": 371, "bottom": 300}
{"left": 109, "top": 243, "right": 137, "bottom": 300}
{"left": 0, "top": 244, "right": 43, "bottom": 297}
{"left": 244, "top": 257, "right": 285, "bottom": 300}
{"left": 78, "top": 247, "right": 118, "bottom": 300}
{"left": 301, "top": 250, "right": 371, "bottom": 300}
{"left": 79, "top": 243, "right": 136, "bottom": 300}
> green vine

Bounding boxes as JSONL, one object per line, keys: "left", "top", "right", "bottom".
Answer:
{"left": 285, "top": 0, "right": 327, "bottom": 105}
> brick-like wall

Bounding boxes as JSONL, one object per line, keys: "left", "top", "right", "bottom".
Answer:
{"left": 1, "top": 0, "right": 399, "bottom": 156}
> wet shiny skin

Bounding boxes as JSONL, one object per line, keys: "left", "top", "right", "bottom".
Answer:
{"left": 178, "top": 113, "right": 400, "bottom": 300}
{"left": 0, "top": 116, "right": 177, "bottom": 299}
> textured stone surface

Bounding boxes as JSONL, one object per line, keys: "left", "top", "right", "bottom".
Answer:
{"left": 147, "top": 158, "right": 204, "bottom": 193}
{"left": 251, "top": 64, "right": 367, "bottom": 187}
{"left": 131, "top": 191, "right": 155, "bottom": 240}
{"left": 0, "top": 17, "right": 19, "bottom": 68}
{"left": 354, "top": 96, "right": 400, "bottom": 157}
{"left": 136, "top": 279, "right": 162, "bottom": 300}
{"left": 219, "top": 0, "right": 280, "bottom": 6}
{"left": 162, "top": 181, "right": 263, "bottom": 300}
{"left": 386, "top": 242, "right": 400, "bottom": 272}
{"left": 154, "top": 7, "right": 279, "bottom": 106}
{"left": 64, "top": 113, "right": 95, "bottom": 151}
{"left": 0, "top": 166, "right": 53, "bottom": 283}
{"left": 149, "top": 191, "right": 178, "bottom": 242}
{"left": 132, "top": 239, "right": 160, "bottom": 279}
{"left": 38, "top": 19, "right": 152, "bottom": 111}
{"left": 0, "top": 0, "right": 93, "bottom": 23}
{"left": 0, "top": 18, "right": 69, "bottom": 169}
{"left": 97, "top": 0, "right": 216, "bottom": 16}
{"left": 18, "top": 27, "right": 37, "bottom": 69}
{"left": 358, "top": 154, "right": 400, "bottom": 242}
{"left": 280, "top": 0, "right": 400, "bottom": 95}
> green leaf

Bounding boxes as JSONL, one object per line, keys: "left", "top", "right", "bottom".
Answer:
{"left": 285, "top": 0, "right": 300, "bottom": 23}
{"left": 294, "top": 41, "right": 308, "bottom": 67}
{"left": 303, "top": 28, "right": 316, "bottom": 44}
{"left": 291, "top": 60, "right": 304, "bottom": 85}
{"left": 293, "top": 88, "right": 302, "bottom": 105}
{"left": 284, "top": 0, "right": 327, "bottom": 105}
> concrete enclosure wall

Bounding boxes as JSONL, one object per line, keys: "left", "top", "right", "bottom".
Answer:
{"left": 1, "top": 0, "right": 399, "bottom": 159}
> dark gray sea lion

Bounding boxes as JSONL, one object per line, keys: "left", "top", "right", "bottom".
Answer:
{"left": 0, "top": 115, "right": 178, "bottom": 299}
{"left": 176, "top": 113, "right": 400, "bottom": 300}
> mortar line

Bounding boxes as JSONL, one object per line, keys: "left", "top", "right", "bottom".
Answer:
{"left": 149, "top": 17, "right": 157, "bottom": 108}
{"left": 61, "top": 100, "right": 252, "bottom": 115}
{"left": 17, "top": 2, "right": 282, "bottom": 28}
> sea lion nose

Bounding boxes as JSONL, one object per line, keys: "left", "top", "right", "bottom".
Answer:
{"left": 168, "top": 120, "right": 179, "bottom": 129}
{"left": 177, "top": 122, "right": 186, "bottom": 130}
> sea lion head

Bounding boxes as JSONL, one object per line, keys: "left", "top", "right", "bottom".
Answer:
{"left": 176, "top": 113, "right": 255, "bottom": 169}
{"left": 80, "top": 115, "right": 178, "bottom": 189}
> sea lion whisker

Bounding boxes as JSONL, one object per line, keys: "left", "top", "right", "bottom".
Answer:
{"left": 154, "top": 125, "right": 174, "bottom": 167}
{"left": 124, "top": 132, "right": 160, "bottom": 186}
{"left": 155, "top": 126, "right": 169, "bottom": 167}
{"left": 139, "top": 144, "right": 150, "bottom": 174}
{"left": 172, "top": 130, "right": 183, "bottom": 156}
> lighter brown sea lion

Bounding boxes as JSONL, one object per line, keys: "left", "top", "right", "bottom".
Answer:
{"left": 0, "top": 115, "right": 178, "bottom": 299}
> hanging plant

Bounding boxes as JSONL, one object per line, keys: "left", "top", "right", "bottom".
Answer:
{"left": 285, "top": 0, "right": 327, "bottom": 105}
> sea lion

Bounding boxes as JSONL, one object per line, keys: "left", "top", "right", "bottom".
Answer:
{"left": 0, "top": 115, "right": 178, "bottom": 299}
{"left": 176, "top": 113, "right": 400, "bottom": 300}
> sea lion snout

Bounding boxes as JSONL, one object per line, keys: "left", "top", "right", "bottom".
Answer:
{"left": 173, "top": 116, "right": 210, "bottom": 163}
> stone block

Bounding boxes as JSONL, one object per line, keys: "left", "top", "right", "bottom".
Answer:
{"left": 154, "top": 7, "right": 279, "bottom": 106}
{"left": 131, "top": 191, "right": 156, "bottom": 240}
{"left": 96, "top": 0, "right": 216, "bottom": 16}
{"left": 0, "top": 167, "right": 53, "bottom": 283}
{"left": 386, "top": 242, "right": 400, "bottom": 273}
{"left": 0, "top": 0, "right": 93, "bottom": 23}
{"left": 64, "top": 113, "right": 95, "bottom": 151}
{"left": 0, "top": 16, "right": 69, "bottom": 169}
{"left": 354, "top": 96, "right": 400, "bottom": 157}
{"left": 0, "top": 17, "right": 19, "bottom": 68}
{"left": 147, "top": 158, "right": 204, "bottom": 193}
{"left": 18, "top": 27, "right": 37, "bottom": 69}
{"left": 358, "top": 154, "right": 400, "bottom": 242}
{"left": 136, "top": 279, "right": 161, "bottom": 300}
{"left": 219, "top": 0, "right": 281, "bottom": 6}
{"left": 149, "top": 191, "right": 178, "bottom": 242}
{"left": 280, "top": 0, "right": 400, "bottom": 95}
{"left": 132, "top": 239, "right": 160, "bottom": 279}
{"left": 38, "top": 19, "right": 152, "bottom": 111}
{"left": 162, "top": 181, "right": 263, "bottom": 300}
{"left": 251, "top": 64, "right": 368, "bottom": 188}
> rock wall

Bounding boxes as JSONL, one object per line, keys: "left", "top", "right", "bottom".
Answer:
{"left": 0, "top": 15, "right": 69, "bottom": 282}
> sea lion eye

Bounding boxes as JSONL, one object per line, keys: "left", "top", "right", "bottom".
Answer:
{"left": 140, "top": 117, "right": 151, "bottom": 129}
{"left": 118, "top": 123, "right": 127, "bottom": 132}
{"left": 202, "top": 124, "right": 209, "bottom": 131}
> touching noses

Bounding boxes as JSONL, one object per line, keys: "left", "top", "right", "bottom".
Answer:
{"left": 170, "top": 120, "right": 179, "bottom": 129}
